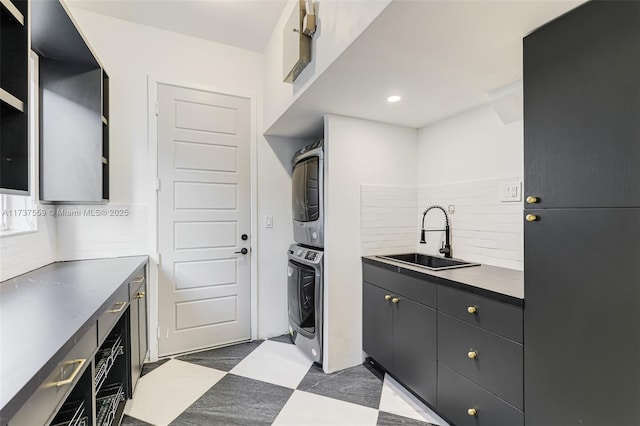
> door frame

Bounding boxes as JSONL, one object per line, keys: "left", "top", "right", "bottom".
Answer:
{"left": 146, "top": 76, "right": 259, "bottom": 361}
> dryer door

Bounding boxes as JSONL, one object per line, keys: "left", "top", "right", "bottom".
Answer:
{"left": 287, "top": 260, "right": 316, "bottom": 332}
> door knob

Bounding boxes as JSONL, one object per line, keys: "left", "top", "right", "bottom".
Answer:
{"left": 235, "top": 248, "right": 248, "bottom": 255}
{"left": 241, "top": 234, "right": 248, "bottom": 241}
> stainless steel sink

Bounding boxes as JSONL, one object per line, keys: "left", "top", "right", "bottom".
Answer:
{"left": 376, "top": 253, "right": 480, "bottom": 271}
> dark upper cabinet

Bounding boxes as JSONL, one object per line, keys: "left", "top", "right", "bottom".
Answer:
{"left": 31, "top": 0, "right": 109, "bottom": 203}
{"left": 0, "top": 0, "right": 29, "bottom": 194}
{"left": 523, "top": 1, "right": 640, "bottom": 209}
{"left": 524, "top": 208, "right": 640, "bottom": 425}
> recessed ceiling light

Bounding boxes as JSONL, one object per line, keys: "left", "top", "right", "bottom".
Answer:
{"left": 387, "top": 95, "right": 402, "bottom": 103}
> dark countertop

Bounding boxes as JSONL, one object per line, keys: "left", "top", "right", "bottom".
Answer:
{"left": 0, "top": 256, "right": 148, "bottom": 422}
{"left": 363, "top": 255, "right": 524, "bottom": 305}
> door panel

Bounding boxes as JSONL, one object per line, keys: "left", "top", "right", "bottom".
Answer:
{"left": 524, "top": 208, "right": 640, "bottom": 425}
{"left": 157, "top": 84, "right": 251, "bottom": 356}
{"left": 393, "top": 296, "right": 437, "bottom": 404}
{"left": 523, "top": 1, "right": 640, "bottom": 208}
{"left": 363, "top": 282, "right": 393, "bottom": 371}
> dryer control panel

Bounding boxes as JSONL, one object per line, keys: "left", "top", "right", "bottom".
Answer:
{"left": 288, "top": 244, "right": 323, "bottom": 265}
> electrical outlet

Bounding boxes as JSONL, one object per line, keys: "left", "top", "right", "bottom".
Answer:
{"left": 500, "top": 181, "right": 522, "bottom": 202}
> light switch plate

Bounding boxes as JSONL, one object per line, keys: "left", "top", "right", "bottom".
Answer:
{"left": 265, "top": 216, "right": 273, "bottom": 228}
{"left": 500, "top": 181, "right": 522, "bottom": 202}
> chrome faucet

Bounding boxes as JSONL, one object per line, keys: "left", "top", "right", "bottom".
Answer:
{"left": 420, "top": 205, "right": 452, "bottom": 258}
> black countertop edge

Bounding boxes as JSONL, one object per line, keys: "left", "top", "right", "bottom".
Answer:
{"left": 362, "top": 257, "right": 524, "bottom": 308}
{"left": 0, "top": 256, "right": 148, "bottom": 423}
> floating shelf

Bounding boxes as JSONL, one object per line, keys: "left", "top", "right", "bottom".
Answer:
{"left": 0, "top": 87, "right": 24, "bottom": 112}
{"left": 0, "top": 0, "right": 24, "bottom": 25}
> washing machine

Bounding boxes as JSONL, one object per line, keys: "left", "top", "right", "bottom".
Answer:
{"left": 287, "top": 243, "right": 323, "bottom": 363}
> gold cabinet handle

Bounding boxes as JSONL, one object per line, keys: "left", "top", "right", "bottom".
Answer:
{"left": 107, "top": 301, "right": 126, "bottom": 313}
{"left": 526, "top": 196, "right": 539, "bottom": 204}
{"left": 392, "top": 297, "right": 400, "bottom": 304}
{"left": 525, "top": 214, "right": 538, "bottom": 222}
{"left": 47, "top": 358, "right": 86, "bottom": 388}
{"left": 468, "top": 408, "right": 477, "bottom": 416}
{"left": 467, "top": 306, "right": 477, "bottom": 314}
{"left": 468, "top": 350, "right": 478, "bottom": 359}
{"left": 384, "top": 294, "right": 392, "bottom": 301}
{"left": 136, "top": 291, "right": 145, "bottom": 299}
{"left": 131, "top": 276, "right": 145, "bottom": 283}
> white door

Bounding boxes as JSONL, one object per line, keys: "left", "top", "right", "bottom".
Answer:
{"left": 156, "top": 83, "right": 251, "bottom": 356}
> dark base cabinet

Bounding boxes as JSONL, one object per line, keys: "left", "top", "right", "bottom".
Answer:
{"left": 362, "top": 261, "right": 524, "bottom": 426}
{"left": 363, "top": 263, "right": 438, "bottom": 405}
{"left": 7, "top": 262, "right": 148, "bottom": 426}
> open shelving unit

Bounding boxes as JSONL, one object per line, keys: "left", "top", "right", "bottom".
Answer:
{"left": 0, "top": 0, "right": 29, "bottom": 194}
{"left": 31, "top": 0, "right": 109, "bottom": 203}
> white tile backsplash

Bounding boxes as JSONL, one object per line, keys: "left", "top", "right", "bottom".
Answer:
{"left": 360, "top": 178, "right": 523, "bottom": 270}
{"left": 360, "top": 186, "right": 417, "bottom": 256}
{"left": 418, "top": 178, "right": 523, "bottom": 270}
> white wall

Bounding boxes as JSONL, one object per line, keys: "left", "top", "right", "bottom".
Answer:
{"left": 0, "top": 216, "right": 56, "bottom": 281}
{"left": 263, "top": 0, "right": 391, "bottom": 131}
{"left": 324, "top": 114, "right": 417, "bottom": 373}
{"left": 416, "top": 104, "right": 524, "bottom": 269}
{"left": 257, "top": 136, "right": 310, "bottom": 338}
{"left": 417, "top": 104, "right": 522, "bottom": 185}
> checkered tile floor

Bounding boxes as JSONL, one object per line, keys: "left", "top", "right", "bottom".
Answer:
{"left": 122, "top": 335, "right": 448, "bottom": 425}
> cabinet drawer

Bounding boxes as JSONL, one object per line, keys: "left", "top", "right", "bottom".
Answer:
{"left": 9, "top": 323, "right": 97, "bottom": 426}
{"left": 438, "top": 313, "right": 523, "bottom": 410}
{"left": 438, "top": 284, "right": 522, "bottom": 342}
{"left": 438, "top": 363, "right": 523, "bottom": 426}
{"left": 363, "top": 263, "right": 436, "bottom": 307}
{"left": 128, "top": 267, "right": 146, "bottom": 298}
{"left": 98, "top": 284, "right": 129, "bottom": 344}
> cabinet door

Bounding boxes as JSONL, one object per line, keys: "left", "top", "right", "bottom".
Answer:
{"left": 363, "top": 282, "right": 393, "bottom": 370}
{"left": 393, "top": 296, "right": 437, "bottom": 404}
{"left": 524, "top": 208, "right": 640, "bottom": 425}
{"left": 523, "top": 1, "right": 640, "bottom": 208}
{"left": 129, "top": 292, "right": 141, "bottom": 394}
{"left": 138, "top": 281, "right": 148, "bottom": 365}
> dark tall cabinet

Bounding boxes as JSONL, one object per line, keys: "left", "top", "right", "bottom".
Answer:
{"left": 523, "top": 2, "right": 640, "bottom": 425}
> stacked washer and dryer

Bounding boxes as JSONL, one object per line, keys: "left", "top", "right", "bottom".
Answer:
{"left": 287, "top": 140, "right": 324, "bottom": 363}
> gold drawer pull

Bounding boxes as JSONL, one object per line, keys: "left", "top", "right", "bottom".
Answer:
{"left": 392, "top": 297, "right": 400, "bottom": 304}
{"left": 107, "top": 301, "right": 126, "bottom": 313}
{"left": 136, "top": 291, "right": 145, "bottom": 299}
{"left": 467, "top": 306, "right": 477, "bottom": 314}
{"left": 48, "top": 358, "right": 86, "bottom": 388}
{"left": 526, "top": 196, "right": 539, "bottom": 204}
{"left": 468, "top": 350, "right": 478, "bottom": 359}
{"left": 525, "top": 214, "right": 538, "bottom": 222}
{"left": 385, "top": 294, "right": 392, "bottom": 301}
{"left": 131, "top": 276, "right": 145, "bottom": 283}
{"left": 468, "top": 408, "right": 477, "bottom": 416}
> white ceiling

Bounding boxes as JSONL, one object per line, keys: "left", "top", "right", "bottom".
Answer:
{"left": 67, "top": 0, "right": 287, "bottom": 52}
{"left": 266, "top": 0, "right": 585, "bottom": 138}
